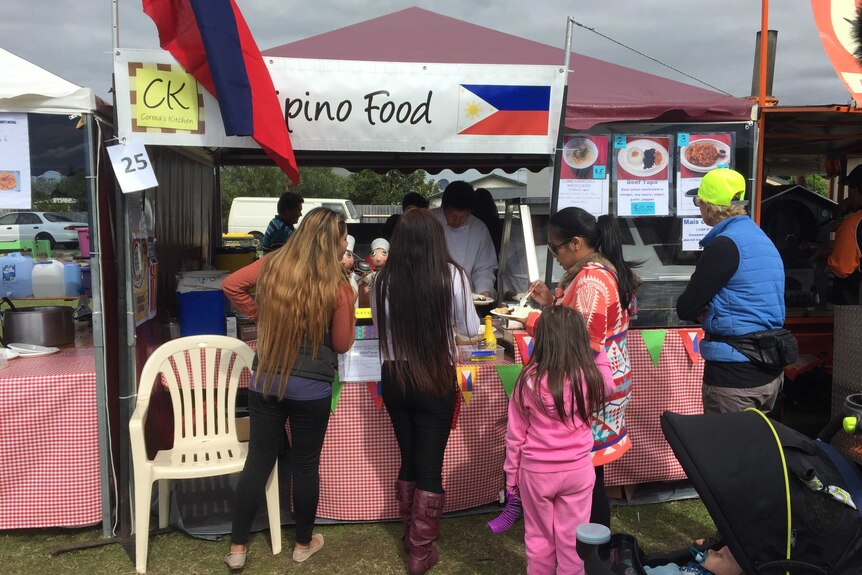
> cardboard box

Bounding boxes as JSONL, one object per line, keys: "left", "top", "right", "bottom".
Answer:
{"left": 238, "top": 323, "right": 257, "bottom": 342}
{"left": 235, "top": 416, "right": 249, "bottom": 442}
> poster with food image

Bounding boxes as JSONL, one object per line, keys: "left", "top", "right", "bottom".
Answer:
{"left": 558, "top": 135, "right": 609, "bottom": 216}
{"left": 676, "top": 133, "right": 734, "bottom": 216}
{"left": 0, "top": 113, "right": 32, "bottom": 209}
{"left": 614, "top": 135, "right": 671, "bottom": 216}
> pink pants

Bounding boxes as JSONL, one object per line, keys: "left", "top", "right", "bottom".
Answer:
{"left": 519, "top": 465, "right": 595, "bottom": 575}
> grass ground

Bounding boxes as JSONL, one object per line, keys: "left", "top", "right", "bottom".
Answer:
{"left": 0, "top": 499, "right": 714, "bottom": 575}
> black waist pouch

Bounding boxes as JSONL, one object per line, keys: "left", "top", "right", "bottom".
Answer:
{"left": 709, "top": 328, "right": 798, "bottom": 369}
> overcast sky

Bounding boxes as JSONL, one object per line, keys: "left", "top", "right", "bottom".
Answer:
{"left": 0, "top": 0, "right": 851, "bottom": 107}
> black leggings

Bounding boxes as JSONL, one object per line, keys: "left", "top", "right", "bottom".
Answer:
{"left": 231, "top": 391, "right": 330, "bottom": 545}
{"left": 590, "top": 465, "right": 610, "bottom": 527}
{"left": 381, "top": 361, "right": 457, "bottom": 494}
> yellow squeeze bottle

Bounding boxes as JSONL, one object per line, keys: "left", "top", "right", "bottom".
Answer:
{"left": 482, "top": 315, "right": 497, "bottom": 349}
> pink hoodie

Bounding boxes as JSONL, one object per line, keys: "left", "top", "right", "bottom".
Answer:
{"left": 504, "top": 350, "right": 616, "bottom": 486}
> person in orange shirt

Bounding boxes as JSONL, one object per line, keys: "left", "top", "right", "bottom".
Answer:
{"left": 828, "top": 166, "right": 862, "bottom": 304}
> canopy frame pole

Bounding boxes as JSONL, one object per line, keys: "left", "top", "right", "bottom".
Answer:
{"left": 544, "top": 17, "right": 575, "bottom": 288}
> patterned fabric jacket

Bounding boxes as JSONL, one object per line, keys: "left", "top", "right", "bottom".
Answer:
{"left": 556, "top": 262, "right": 632, "bottom": 466}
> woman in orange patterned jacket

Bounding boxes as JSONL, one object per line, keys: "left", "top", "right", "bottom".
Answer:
{"left": 528, "top": 207, "right": 641, "bottom": 528}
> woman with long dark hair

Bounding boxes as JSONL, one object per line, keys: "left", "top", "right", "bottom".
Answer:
{"left": 372, "top": 208, "right": 480, "bottom": 575}
{"left": 222, "top": 208, "right": 356, "bottom": 569}
{"left": 528, "top": 207, "right": 640, "bottom": 529}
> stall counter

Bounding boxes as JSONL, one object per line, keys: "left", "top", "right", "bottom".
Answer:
{"left": 511, "top": 328, "right": 704, "bottom": 487}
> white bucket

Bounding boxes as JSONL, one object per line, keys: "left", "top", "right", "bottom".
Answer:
{"left": 32, "top": 260, "right": 66, "bottom": 298}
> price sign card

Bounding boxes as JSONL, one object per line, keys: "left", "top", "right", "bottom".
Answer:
{"left": 682, "top": 217, "right": 712, "bottom": 251}
{"left": 558, "top": 135, "right": 609, "bottom": 216}
{"left": 107, "top": 141, "right": 158, "bottom": 193}
{"left": 614, "top": 135, "right": 671, "bottom": 217}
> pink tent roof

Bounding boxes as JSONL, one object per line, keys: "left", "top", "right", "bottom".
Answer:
{"left": 264, "top": 7, "right": 753, "bottom": 129}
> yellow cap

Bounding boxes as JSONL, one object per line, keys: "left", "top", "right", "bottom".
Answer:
{"left": 698, "top": 168, "right": 746, "bottom": 207}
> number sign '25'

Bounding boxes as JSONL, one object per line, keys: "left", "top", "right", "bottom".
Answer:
{"left": 107, "top": 141, "right": 159, "bottom": 194}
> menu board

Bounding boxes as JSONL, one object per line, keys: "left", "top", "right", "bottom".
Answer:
{"left": 676, "top": 133, "right": 734, "bottom": 216}
{"left": 681, "top": 217, "right": 712, "bottom": 251}
{"left": 613, "top": 135, "right": 671, "bottom": 216}
{"left": 0, "top": 113, "right": 32, "bottom": 209}
{"left": 557, "top": 135, "right": 609, "bottom": 216}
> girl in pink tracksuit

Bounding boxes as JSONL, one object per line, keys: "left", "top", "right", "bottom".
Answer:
{"left": 505, "top": 305, "right": 615, "bottom": 575}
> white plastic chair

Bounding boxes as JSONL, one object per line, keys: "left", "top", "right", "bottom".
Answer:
{"left": 129, "top": 335, "right": 280, "bottom": 574}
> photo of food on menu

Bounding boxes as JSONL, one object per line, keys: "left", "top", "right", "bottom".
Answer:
{"left": 558, "top": 135, "right": 610, "bottom": 216}
{"left": 614, "top": 135, "right": 672, "bottom": 217}
{"left": 676, "top": 133, "right": 734, "bottom": 216}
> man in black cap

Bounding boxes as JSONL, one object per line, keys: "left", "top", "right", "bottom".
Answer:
{"left": 828, "top": 165, "right": 862, "bottom": 304}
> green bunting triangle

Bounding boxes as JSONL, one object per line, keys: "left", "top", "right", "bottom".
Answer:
{"left": 495, "top": 364, "right": 522, "bottom": 398}
{"left": 641, "top": 329, "right": 667, "bottom": 367}
{"left": 331, "top": 373, "right": 343, "bottom": 413}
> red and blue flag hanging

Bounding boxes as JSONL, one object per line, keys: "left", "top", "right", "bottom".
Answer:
{"left": 142, "top": 0, "right": 299, "bottom": 184}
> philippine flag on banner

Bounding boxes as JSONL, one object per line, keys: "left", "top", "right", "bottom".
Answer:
{"left": 143, "top": 0, "right": 299, "bottom": 184}
{"left": 457, "top": 84, "right": 551, "bottom": 136}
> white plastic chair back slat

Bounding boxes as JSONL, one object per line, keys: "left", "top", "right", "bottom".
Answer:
{"left": 129, "top": 335, "right": 277, "bottom": 574}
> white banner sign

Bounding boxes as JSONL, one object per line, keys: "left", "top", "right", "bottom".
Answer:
{"left": 0, "top": 113, "right": 31, "bottom": 209}
{"left": 113, "top": 49, "right": 566, "bottom": 155}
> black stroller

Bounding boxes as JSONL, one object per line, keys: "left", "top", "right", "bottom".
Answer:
{"left": 578, "top": 396, "right": 862, "bottom": 575}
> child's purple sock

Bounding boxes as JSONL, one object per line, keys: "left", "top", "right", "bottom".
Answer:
{"left": 488, "top": 489, "right": 522, "bottom": 534}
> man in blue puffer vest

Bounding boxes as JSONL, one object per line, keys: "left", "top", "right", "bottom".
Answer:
{"left": 676, "top": 168, "right": 785, "bottom": 413}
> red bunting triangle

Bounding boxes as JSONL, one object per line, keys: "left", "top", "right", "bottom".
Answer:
{"left": 679, "top": 329, "right": 704, "bottom": 363}
{"left": 514, "top": 333, "right": 534, "bottom": 364}
{"left": 367, "top": 381, "right": 384, "bottom": 410}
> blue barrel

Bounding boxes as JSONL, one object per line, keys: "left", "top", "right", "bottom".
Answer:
{"left": 177, "top": 290, "right": 227, "bottom": 336}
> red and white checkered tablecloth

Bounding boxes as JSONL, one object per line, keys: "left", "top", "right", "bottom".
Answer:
{"left": 0, "top": 348, "right": 101, "bottom": 529}
{"left": 604, "top": 330, "right": 703, "bottom": 486}
{"left": 318, "top": 360, "right": 511, "bottom": 521}
{"left": 510, "top": 329, "right": 703, "bottom": 487}
{"left": 237, "top": 341, "right": 510, "bottom": 521}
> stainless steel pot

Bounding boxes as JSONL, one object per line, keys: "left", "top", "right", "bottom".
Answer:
{"left": 0, "top": 297, "right": 75, "bottom": 347}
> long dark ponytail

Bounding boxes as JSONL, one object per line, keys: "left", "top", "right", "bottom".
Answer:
{"left": 548, "top": 207, "right": 641, "bottom": 310}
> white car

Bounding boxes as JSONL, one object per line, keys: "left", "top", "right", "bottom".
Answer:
{"left": 0, "top": 211, "right": 88, "bottom": 247}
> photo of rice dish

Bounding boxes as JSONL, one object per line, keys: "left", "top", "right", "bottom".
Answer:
{"left": 618, "top": 139, "right": 669, "bottom": 177}
{"left": 563, "top": 137, "right": 598, "bottom": 170}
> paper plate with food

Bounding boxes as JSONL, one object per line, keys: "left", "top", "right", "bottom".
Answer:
{"left": 563, "top": 137, "right": 599, "bottom": 170}
{"left": 617, "top": 139, "right": 669, "bottom": 178}
{"left": 490, "top": 305, "right": 533, "bottom": 322}
{"left": 680, "top": 138, "right": 731, "bottom": 173}
{"left": 472, "top": 293, "right": 493, "bottom": 304}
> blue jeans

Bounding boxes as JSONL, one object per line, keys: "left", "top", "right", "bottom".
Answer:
{"left": 230, "top": 391, "right": 330, "bottom": 545}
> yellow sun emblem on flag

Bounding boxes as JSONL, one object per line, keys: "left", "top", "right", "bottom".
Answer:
{"left": 464, "top": 100, "right": 483, "bottom": 119}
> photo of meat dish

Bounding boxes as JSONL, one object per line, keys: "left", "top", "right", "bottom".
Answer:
{"left": 0, "top": 171, "right": 18, "bottom": 191}
{"left": 685, "top": 141, "right": 725, "bottom": 167}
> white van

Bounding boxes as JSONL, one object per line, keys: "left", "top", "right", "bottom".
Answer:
{"left": 227, "top": 197, "right": 360, "bottom": 239}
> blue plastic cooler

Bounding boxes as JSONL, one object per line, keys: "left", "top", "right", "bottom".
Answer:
{"left": 177, "top": 290, "right": 227, "bottom": 336}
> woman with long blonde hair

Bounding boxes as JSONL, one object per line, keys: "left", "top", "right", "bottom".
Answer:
{"left": 222, "top": 208, "right": 356, "bottom": 569}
